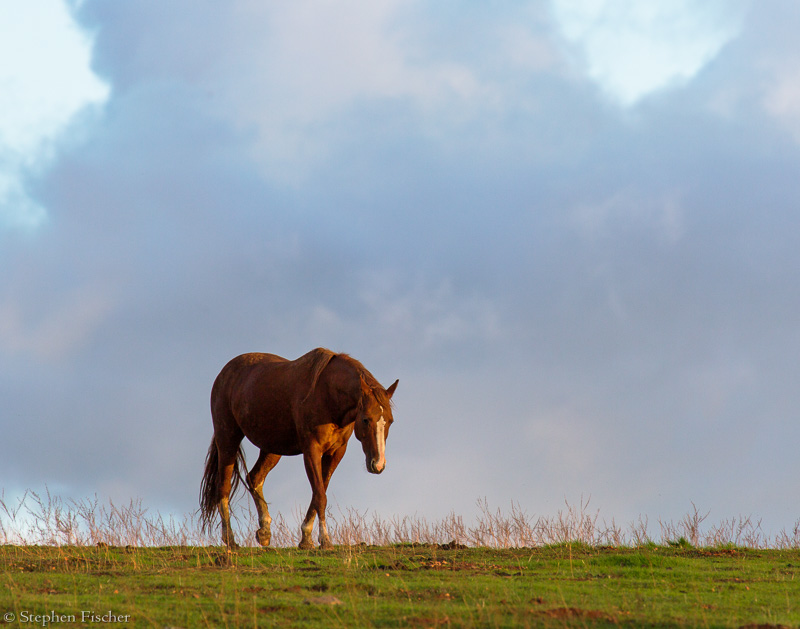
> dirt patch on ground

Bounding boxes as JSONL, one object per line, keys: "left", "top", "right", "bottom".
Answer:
{"left": 403, "top": 615, "right": 451, "bottom": 628}
{"left": 303, "top": 595, "right": 342, "bottom": 606}
{"left": 438, "top": 540, "right": 467, "bottom": 550}
{"left": 684, "top": 548, "right": 743, "bottom": 558}
{"left": 537, "top": 607, "right": 617, "bottom": 623}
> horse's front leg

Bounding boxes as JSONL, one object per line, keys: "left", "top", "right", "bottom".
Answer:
{"left": 299, "top": 445, "right": 333, "bottom": 550}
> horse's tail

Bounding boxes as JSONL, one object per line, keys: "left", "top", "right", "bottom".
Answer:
{"left": 199, "top": 437, "right": 246, "bottom": 532}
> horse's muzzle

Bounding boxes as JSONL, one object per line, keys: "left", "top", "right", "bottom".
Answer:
{"left": 367, "top": 458, "right": 385, "bottom": 474}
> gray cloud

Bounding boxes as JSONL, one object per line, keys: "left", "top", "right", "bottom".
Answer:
{"left": 2, "top": 0, "right": 799, "bottom": 534}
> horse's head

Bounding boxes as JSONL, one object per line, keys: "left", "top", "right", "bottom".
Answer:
{"left": 353, "top": 378, "right": 398, "bottom": 474}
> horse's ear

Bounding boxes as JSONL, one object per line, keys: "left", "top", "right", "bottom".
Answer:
{"left": 385, "top": 379, "right": 399, "bottom": 399}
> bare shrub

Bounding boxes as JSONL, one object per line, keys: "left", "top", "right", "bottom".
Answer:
{"left": 774, "top": 519, "right": 800, "bottom": 550}
{"left": 1, "top": 489, "right": 796, "bottom": 549}
{"left": 706, "top": 515, "right": 766, "bottom": 548}
{"left": 628, "top": 515, "right": 651, "bottom": 547}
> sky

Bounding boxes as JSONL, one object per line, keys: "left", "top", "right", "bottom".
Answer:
{"left": 2, "top": 0, "right": 800, "bottom": 539}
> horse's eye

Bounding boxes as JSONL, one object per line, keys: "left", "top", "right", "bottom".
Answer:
{"left": 362, "top": 417, "right": 370, "bottom": 424}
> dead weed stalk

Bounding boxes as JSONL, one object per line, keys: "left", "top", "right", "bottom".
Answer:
{"left": 1, "top": 489, "right": 797, "bottom": 550}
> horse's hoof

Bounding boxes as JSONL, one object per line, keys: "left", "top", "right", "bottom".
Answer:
{"left": 298, "top": 539, "right": 314, "bottom": 550}
{"left": 255, "top": 528, "right": 271, "bottom": 547}
{"left": 320, "top": 540, "right": 334, "bottom": 551}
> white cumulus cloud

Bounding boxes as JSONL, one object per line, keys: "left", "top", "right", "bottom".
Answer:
{"left": 0, "top": 0, "right": 108, "bottom": 229}
{"left": 551, "top": 0, "right": 749, "bottom": 105}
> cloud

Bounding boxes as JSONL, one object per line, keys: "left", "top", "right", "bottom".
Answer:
{"left": 77, "top": 1, "right": 570, "bottom": 185}
{"left": 0, "top": 173, "right": 48, "bottom": 230}
{"left": 93, "top": 0, "right": 491, "bottom": 184}
{"left": 0, "top": 0, "right": 108, "bottom": 229}
{"left": 0, "top": 0, "right": 108, "bottom": 154}
{"left": 1, "top": 0, "right": 800, "bottom": 537}
{"left": 0, "top": 285, "right": 115, "bottom": 361}
{"left": 551, "top": 0, "right": 749, "bottom": 105}
{"left": 762, "top": 65, "right": 800, "bottom": 141}
{"left": 570, "top": 187, "right": 685, "bottom": 245}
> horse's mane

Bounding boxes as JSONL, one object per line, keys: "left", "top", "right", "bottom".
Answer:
{"left": 302, "top": 348, "right": 392, "bottom": 406}
{"left": 341, "top": 352, "right": 394, "bottom": 408}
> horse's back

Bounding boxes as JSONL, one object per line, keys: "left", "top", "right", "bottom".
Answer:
{"left": 210, "top": 350, "right": 328, "bottom": 453}
{"left": 212, "top": 352, "right": 284, "bottom": 394}
{"left": 224, "top": 352, "right": 288, "bottom": 372}
{"left": 212, "top": 352, "right": 293, "bottom": 404}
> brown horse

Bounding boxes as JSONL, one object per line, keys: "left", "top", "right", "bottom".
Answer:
{"left": 200, "top": 348, "right": 398, "bottom": 550}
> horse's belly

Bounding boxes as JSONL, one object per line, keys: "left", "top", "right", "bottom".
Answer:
{"left": 247, "top": 435, "right": 303, "bottom": 456}
{"left": 239, "top": 418, "right": 302, "bottom": 456}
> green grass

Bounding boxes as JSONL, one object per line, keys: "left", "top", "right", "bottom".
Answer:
{"left": 2, "top": 543, "right": 798, "bottom": 628}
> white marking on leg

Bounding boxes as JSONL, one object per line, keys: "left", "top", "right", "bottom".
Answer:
{"left": 301, "top": 515, "right": 314, "bottom": 539}
{"left": 319, "top": 519, "right": 329, "bottom": 545}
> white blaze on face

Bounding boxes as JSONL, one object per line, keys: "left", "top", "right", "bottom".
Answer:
{"left": 375, "top": 406, "right": 386, "bottom": 471}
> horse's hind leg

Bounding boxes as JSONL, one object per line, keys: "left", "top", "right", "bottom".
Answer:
{"left": 246, "top": 451, "right": 281, "bottom": 547}
{"left": 215, "top": 434, "right": 244, "bottom": 550}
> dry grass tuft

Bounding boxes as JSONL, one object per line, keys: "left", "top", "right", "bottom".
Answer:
{"left": 2, "top": 488, "right": 798, "bottom": 549}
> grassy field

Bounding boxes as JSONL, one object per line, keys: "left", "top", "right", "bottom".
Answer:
{"left": 2, "top": 492, "right": 799, "bottom": 627}
{"left": 1, "top": 542, "right": 798, "bottom": 628}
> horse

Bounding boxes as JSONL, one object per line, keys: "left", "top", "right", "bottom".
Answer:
{"left": 199, "top": 348, "right": 398, "bottom": 550}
